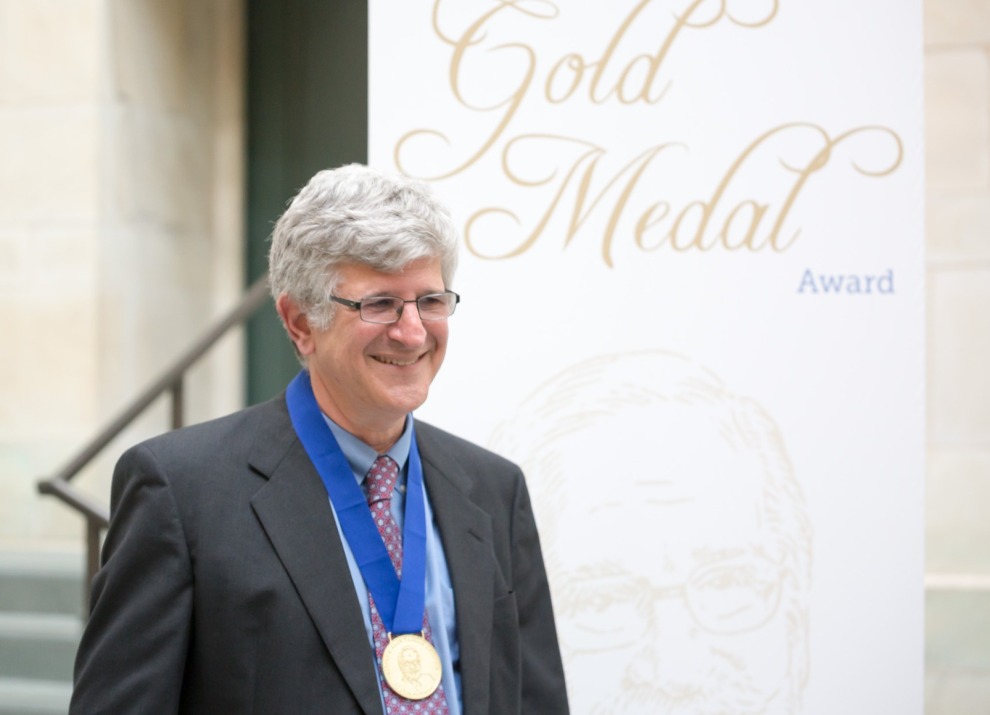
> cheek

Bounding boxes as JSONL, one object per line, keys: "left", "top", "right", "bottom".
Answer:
{"left": 703, "top": 614, "right": 792, "bottom": 668}
{"left": 430, "top": 324, "right": 450, "bottom": 354}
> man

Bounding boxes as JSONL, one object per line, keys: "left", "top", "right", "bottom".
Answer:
{"left": 492, "top": 351, "right": 812, "bottom": 714}
{"left": 70, "top": 164, "right": 568, "bottom": 714}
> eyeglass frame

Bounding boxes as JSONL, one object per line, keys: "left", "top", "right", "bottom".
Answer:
{"left": 328, "top": 290, "right": 461, "bottom": 324}
{"left": 556, "top": 551, "right": 790, "bottom": 654}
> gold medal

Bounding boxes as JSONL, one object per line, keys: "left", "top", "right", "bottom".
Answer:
{"left": 381, "top": 633, "right": 442, "bottom": 700}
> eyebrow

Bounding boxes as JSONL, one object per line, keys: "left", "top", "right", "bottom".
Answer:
{"left": 551, "top": 562, "right": 633, "bottom": 591}
{"left": 359, "top": 289, "right": 447, "bottom": 300}
{"left": 691, "top": 546, "right": 752, "bottom": 565}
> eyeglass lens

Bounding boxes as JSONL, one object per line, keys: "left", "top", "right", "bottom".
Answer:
{"left": 360, "top": 293, "right": 456, "bottom": 323}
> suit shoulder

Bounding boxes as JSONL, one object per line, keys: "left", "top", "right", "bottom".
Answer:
{"left": 122, "top": 396, "right": 288, "bottom": 470}
{"left": 414, "top": 420, "right": 519, "bottom": 474}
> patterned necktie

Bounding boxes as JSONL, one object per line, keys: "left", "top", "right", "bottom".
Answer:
{"left": 364, "top": 455, "right": 450, "bottom": 714}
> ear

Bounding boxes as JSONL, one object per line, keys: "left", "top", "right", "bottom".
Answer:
{"left": 276, "top": 294, "right": 317, "bottom": 357}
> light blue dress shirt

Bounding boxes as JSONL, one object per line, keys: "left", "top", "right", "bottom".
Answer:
{"left": 324, "top": 414, "right": 462, "bottom": 715}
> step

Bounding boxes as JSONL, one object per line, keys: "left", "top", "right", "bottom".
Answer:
{"left": 0, "top": 613, "right": 81, "bottom": 682}
{"left": 0, "top": 677, "right": 72, "bottom": 715}
{"left": 0, "top": 552, "right": 85, "bottom": 618}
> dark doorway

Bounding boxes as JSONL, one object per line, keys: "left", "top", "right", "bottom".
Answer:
{"left": 245, "top": 0, "right": 368, "bottom": 403}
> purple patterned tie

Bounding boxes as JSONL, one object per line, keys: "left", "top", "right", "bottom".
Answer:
{"left": 364, "top": 455, "right": 449, "bottom": 714}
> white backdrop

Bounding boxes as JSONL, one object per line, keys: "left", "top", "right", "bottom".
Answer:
{"left": 370, "top": 2, "right": 924, "bottom": 712}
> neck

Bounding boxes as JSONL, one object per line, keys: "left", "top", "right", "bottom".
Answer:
{"left": 307, "top": 372, "right": 405, "bottom": 453}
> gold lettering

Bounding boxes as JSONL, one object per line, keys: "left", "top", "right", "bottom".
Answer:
{"left": 546, "top": 54, "right": 588, "bottom": 104}
{"left": 395, "top": 0, "right": 555, "bottom": 179}
{"left": 766, "top": 123, "right": 903, "bottom": 250}
{"left": 667, "top": 201, "right": 707, "bottom": 251}
{"left": 549, "top": 0, "right": 780, "bottom": 106}
{"left": 464, "top": 136, "right": 676, "bottom": 265}
{"left": 464, "top": 123, "right": 903, "bottom": 266}
{"left": 604, "top": 0, "right": 713, "bottom": 105}
{"left": 401, "top": 0, "right": 782, "bottom": 178}
{"left": 652, "top": 123, "right": 903, "bottom": 255}
{"left": 392, "top": 2, "right": 899, "bottom": 267}
{"left": 722, "top": 201, "right": 770, "bottom": 250}
{"left": 634, "top": 201, "right": 672, "bottom": 251}
{"left": 464, "top": 136, "right": 604, "bottom": 260}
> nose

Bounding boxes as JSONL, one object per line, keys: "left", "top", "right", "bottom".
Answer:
{"left": 622, "top": 620, "right": 704, "bottom": 691}
{"left": 386, "top": 303, "right": 428, "bottom": 345}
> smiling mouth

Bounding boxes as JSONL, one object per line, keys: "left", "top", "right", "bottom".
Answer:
{"left": 373, "top": 355, "right": 422, "bottom": 367}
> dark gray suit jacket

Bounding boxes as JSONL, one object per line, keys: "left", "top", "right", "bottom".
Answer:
{"left": 70, "top": 395, "right": 568, "bottom": 714}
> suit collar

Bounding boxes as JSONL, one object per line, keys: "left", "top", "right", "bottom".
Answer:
{"left": 416, "top": 422, "right": 496, "bottom": 714}
{"left": 247, "top": 395, "right": 384, "bottom": 715}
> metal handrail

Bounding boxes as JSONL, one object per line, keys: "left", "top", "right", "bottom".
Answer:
{"left": 37, "top": 274, "right": 272, "bottom": 605}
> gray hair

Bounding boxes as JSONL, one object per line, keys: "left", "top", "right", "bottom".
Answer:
{"left": 268, "top": 164, "right": 460, "bottom": 329}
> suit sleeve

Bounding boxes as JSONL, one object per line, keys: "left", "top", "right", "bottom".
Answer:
{"left": 70, "top": 444, "right": 193, "bottom": 714}
{"left": 509, "top": 469, "right": 570, "bottom": 713}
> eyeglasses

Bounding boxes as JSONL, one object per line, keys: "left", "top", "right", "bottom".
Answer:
{"left": 329, "top": 291, "right": 460, "bottom": 324}
{"left": 556, "top": 553, "right": 787, "bottom": 653}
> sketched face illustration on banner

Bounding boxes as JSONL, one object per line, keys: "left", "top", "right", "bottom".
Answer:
{"left": 492, "top": 352, "right": 813, "bottom": 714}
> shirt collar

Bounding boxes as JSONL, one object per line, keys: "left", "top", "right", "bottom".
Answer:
{"left": 322, "top": 413, "right": 413, "bottom": 484}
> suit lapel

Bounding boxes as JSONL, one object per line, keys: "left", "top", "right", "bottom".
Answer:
{"left": 243, "top": 402, "right": 498, "bottom": 713}
{"left": 416, "top": 424, "right": 496, "bottom": 714}
{"left": 247, "top": 398, "right": 383, "bottom": 715}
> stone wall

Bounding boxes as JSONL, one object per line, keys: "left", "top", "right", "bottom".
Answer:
{"left": 924, "top": 0, "right": 990, "bottom": 709}
{"left": 0, "top": 0, "right": 245, "bottom": 547}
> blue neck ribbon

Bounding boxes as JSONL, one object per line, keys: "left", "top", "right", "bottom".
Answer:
{"left": 286, "top": 371, "right": 428, "bottom": 636}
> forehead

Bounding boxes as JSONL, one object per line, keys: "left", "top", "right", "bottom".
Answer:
{"left": 334, "top": 257, "right": 444, "bottom": 293}
{"left": 551, "top": 402, "right": 766, "bottom": 493}
{"left": 535, "top": 404, "right": 775, "bottom": 567}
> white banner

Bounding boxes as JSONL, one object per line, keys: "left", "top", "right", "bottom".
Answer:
{"left": 370, "top": 2, "right": 924, "bottom": 712}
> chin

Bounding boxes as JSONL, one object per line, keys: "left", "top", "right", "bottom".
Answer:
{"left": 385, "top": 389, "right": 430, "bottom": 416}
